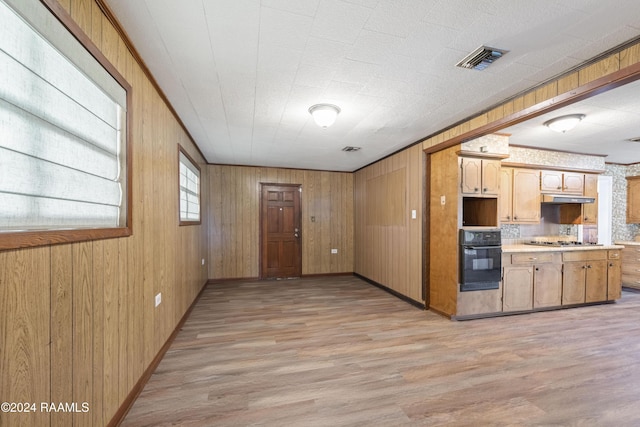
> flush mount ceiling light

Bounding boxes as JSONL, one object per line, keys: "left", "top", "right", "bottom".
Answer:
{"left": 543, "top": 114, "right": 586, "bottom": 133}
{"left": 308, "top": 104, "right": 340, "bottom": 128}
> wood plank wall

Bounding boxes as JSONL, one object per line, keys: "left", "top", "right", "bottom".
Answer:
{"left": 0, "top": 1, "right": 209, "bottom": 426}
{"left": 207, "top": 165, "right": 354, "bottom": 279}
{"left": 354, "top": 145, "right": 424, "bottom": 303}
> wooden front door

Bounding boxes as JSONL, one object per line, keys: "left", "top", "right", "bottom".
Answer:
{"left": 260, "top": 184, "right": 302, "bottom": 279}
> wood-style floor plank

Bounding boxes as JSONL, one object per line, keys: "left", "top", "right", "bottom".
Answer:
{"left": 122, "top": 277, "right": 640, "bottom": 426}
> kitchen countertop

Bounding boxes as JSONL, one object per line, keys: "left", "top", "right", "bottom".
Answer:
{"left": 614, "top": 241, "right": 640, "bottom": 246}
{"left": 503, "top": 244, "right": 625, "bottom": 253}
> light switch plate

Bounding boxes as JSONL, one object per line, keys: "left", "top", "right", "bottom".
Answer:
{"left": 155, "top": 293, "right": 161, "bottom": 307}
{"left": 331, "top": 249, "right": 338, "bottom": 254}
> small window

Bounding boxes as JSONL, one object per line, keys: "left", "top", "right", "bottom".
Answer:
{"left": 0, "top": 0, "right": 131, "bottom": 250}
{"left": 179, "top": 146, "right": 201, "bottom": 225}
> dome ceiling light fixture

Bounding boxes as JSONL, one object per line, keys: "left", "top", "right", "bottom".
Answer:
{"left": 308, "top": 103, "right": 341, "bottom": 128}
{"left": 543, "top": 114, "right": 586, "bottom": 133}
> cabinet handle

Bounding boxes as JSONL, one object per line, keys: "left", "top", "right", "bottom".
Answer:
{"left": 474, "top": 187, "right": 479, "bottom": 192}
{"left": 535, "top": 267, "right": 539, "bottom": 271}
{"left": 609, "top": 263, "right": 614, "bottom": 267}
{"left": 529, "top": 257, "right": 537, "bottom": 260}
{"left": 557, "top": 186, "right": 562, "bottom": 190}
{"left": 483, "top": 187, "right": 488, "bottom": 192}
{"left": 587, "top": 265, "right": 592, "bottom": 269}
{"left": 584, "top": 217, "right": 589, "bottom": 221}
{"left": 582, "top": 265, "right": 587, "bottom": 269}
{"left": 514, "top": 216, "right": 518, "bottom": 220}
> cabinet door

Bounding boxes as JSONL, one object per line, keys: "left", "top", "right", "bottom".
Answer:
{"left": 607, "top": 259, "right": 622, "bottom": 300}
{"left": 563, "top": 172, "right": 584, "bottom": 194}
{"left": 533, "top": 264, "right": 562, "bottom": 308}
{"left": 582, "top": 174, "right": 598, "bottom": 225}
{"left": 503, "top": 266, "right": 533, "bottom": 312}
{"left": 499, "top": 167, "right": 513, "bottom": 222}
{"left": 585, "top": 260, "right": 607, "bottom": 303}
{"left": 512, "top": 169, "right": 540, "bottom": 223}
{"left": 460, "top": 158, "right": 482, "bottom": 194}
{"left": 627, "top": 176, "right": 640, "bottom": 223}
{"left": 481, "top": 159, "right": 501, "bottom": 195}
{"left": 540, "top": 170, "right": 563, "bottom": 192}
{"left": 562, "top": 262, "right": 586, "bottom": 305}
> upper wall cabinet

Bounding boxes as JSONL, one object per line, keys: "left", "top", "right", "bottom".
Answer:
{"left": 627, "top": 176, "right": 640, "bottom": 223}
{"left": 460, "top": 157, "right": 501, "bottom": 196}
{"left": 540, "top": 170, "right": 584, "bottom": 194}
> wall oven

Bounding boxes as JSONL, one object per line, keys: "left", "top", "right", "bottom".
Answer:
{"left": 459, "top": 229, "right": 502, "bottom": 291}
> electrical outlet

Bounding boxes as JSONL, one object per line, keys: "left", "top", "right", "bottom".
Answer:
{"left": 441, "top": 195, "right": 446, "bottom": 205}
{"left": 411, "top": 209, "right": 417, "bottom": 219}
{"left": 331, "top": 248, "right": 338, "bottom": 254}
{"left": 155, "top": 293, "right": 161, "bottom": 307}
{"left": 201, "top": 258, "right": 205, "bottom": 265}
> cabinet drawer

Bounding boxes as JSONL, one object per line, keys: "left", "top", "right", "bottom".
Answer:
{"left": 511, "top": 252, "right": 557, "bottom": 264}
{"left": 562, "top": 250, "right": 607, "bottom": 262}
{"left": 609, "top": 250, "right": 621, "bottom": 260}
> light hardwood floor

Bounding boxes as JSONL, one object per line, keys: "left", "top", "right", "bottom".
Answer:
{"left": 122, "top": 276, "right": 640, "bottom": 426}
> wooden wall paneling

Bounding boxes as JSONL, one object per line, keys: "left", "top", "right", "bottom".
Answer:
{"left": 92, "top": 240, "right": 105, "bottom": 427}
{"left": 209, "top": 165, "right": 222, "bottom": 278}
{"left": 0, "top": 248, "right": 51, "bottom": 427}
{"left": 246, "top": 167, "right": 259, "bottom": 278}
{"left": 620, "top": 43, "right": 640, "bottom": 68}
{"left": 102, "top": 238, "right": 120, "bottom": 421}
{"left": 140, "top": 78, "right": 155, "bottom": 367}
{"left": 535, "top": 81, "right": 558, "bottom": 103}
{"left": 71, "top": 0, "right": 92, "bottom": 33}
{"left": 117, "top": 237, "right": 129, "bottom": 402}
{"left": 129, "top": 55, "right": 146, "bottom": 400}
{"left": 50, "top": 244, "right": 73, "bottom": 427}
{"left": 72, "top": 242, "right": 93, "bottom": 426}
{"left": 579, "top": 55, "right": 620, "bottom": 84}
{"left": 57, "top": 0, "right": 71, "bottom": 14}
{"left": 557, "top": 72, "right": 579, "bottom": 94}
{"left": 428, "top": 146, "right": 459, "bottom": 316}
{"left": 116, "top": 32, "right": 132, "bottom": 404}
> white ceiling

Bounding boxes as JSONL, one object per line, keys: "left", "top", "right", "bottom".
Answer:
{"left": 501, "top": 78, "right": 640, "bottom": 164}
{"left": 104, "top": 0, "right": 640, "bottom": 171}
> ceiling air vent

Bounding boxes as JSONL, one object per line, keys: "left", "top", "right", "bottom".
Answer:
{"left": 456, "top": 46, "right": 507, "bottom": 71}
{"left": 342, "top": 146, "right": 361, "bottom": 152}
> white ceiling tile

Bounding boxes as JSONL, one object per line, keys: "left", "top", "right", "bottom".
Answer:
{"left": 259, "top": 7, "right": 314, "bottom": 50}
{"left": 310, "top": 0, "right": 373, "bottom": 44}
{"left": 261, "top": 0, "right": 320, "bottom": 17}
{"left": 105, "top": 0, "right": 640, "bottom": 169}
{"left": 364, "top": 0, "right": 435, "bottom": 37}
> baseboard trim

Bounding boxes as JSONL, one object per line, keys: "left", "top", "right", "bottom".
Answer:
{"left": 301, "top": 272, "right": 354, "bottom": 278}
{"left": 207, "top": 277, "right": 260, "bottom": 284}
{"left": 107, "top": 280, "right": 209, "bottom": 427}
{"left": 354, "top": 273, "right": 425, "bottom": 310}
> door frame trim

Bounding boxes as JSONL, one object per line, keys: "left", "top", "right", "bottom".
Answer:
{"left": 259, "top": 183, "right": 302, "bottom": 279}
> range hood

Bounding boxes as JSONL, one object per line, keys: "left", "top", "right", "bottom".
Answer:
{"left": 541, "top": 194, "right": 595, "bottom": 204}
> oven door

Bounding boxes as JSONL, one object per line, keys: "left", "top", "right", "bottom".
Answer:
{"left": 460, "top": 245, "right": 502, "bottom": 291}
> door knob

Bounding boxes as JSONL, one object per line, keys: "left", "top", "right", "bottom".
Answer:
{"left": 294, "top": 233, "right": 299, "bottom": 238}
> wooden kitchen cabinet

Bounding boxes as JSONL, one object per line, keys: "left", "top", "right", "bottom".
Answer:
{"left": 562, "top": 250, "right": 608, "bottom": 304}
{"left": 499, "top": 167, "right": 513, "bottom": 223}
{"left": 582, "top": 174, "right": 598, "bottom": 225}
{"left": 511, "top": 168, "right": 540, "bottom": 223}
{"left": 460, "top": 157, "right": 500, "bottom": 196}
{"left": 502, "top": 266, "right": 533, "bottom": 312}
{"left": 608, "top": 250, "right": 622, "bottom": 300}
{"left": 621, "top": 244, "right": 640, "bottom": 290}
{"left": 503, "top": 252, "right": 561, "bottom": 311}
{"left": 541, "top": 170, "right": 584, "bottom": 194}
{"left": 533, "top": 263, "right": 563, "bottom": 308}
{"left": 626, "top": 176, "right": 640, "bottom": 223}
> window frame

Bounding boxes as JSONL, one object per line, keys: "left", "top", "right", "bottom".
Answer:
{"left": 0, "top": 0, "right": 132, "bottom": 251}
{"left": 178, "top": 144, "right": 202, "bottom": 226}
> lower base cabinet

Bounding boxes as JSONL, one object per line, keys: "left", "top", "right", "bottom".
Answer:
{"left": 502, "top": 249, "right": 621, "bottom": 315}
{"left": 502, "top": 266, "right": 533, "bottom": 312}
{"left": 533, "top": 263, "right": 562, "bottom": 308}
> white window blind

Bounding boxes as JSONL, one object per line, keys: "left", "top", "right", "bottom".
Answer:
{"left": 179, "top": 150, "right": 200, "bottom": 222}
{"left": 0, "top": 0, "right": 127, "bottom": 231}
